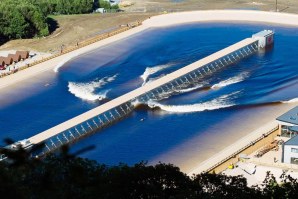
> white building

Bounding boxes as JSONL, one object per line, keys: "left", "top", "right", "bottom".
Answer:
{"left": 282, "top": 134, "right": 298, "bottom": 164}
{"left": 276, "top": 106, "right": 298, "bottom": 164}
{"left": 276, "top": 106, "right": 298, "bottom": 138}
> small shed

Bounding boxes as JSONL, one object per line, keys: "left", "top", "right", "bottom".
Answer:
{"left": 16, "top": 51, "right": 29, "bottom": 60}
{"left": 252, "top": 30, "right": 274, "bottom": 48}
{"left": 3, "top": 57, "right": 13, "bottom": 66}
{"left": 0, "top": 57, "right": 5, "bottom": 66}
{"left": 8, "top": 53, "right": 21, "bottom": 63}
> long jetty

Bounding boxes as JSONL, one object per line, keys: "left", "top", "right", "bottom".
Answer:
{"left": 2, "top": 30, "right": 274, "bottom": 159}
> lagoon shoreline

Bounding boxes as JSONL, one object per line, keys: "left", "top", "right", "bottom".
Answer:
{"left": 2, "top": 10, "right": 298, "bottom": 90}
{"left": 1, "top": 10, "right": 298, "bottom": 174}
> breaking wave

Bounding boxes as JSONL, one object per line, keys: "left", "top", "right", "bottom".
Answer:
{"left": 68, "top": 74, "right": 117, "bottom": 101}
{"left": 175, "top": 84, "right": 203, "bottom": 93}
{"left": 54, "top": 52, "right": 80, "bottom": 73}
{"left": 282, "top": 97, "right": 298, "bottom": 104}
{"left": 146, "top": 91, "right": 240, "bottom": 113}
{"left": 211, "top": 72, "right": 249, "bottom": 89}
{"left": 141, "top": 63, "right": 174, "bottom": 86}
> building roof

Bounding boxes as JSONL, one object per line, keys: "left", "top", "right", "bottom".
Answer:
{"left": 252, "top": 30, "right": 274, "bottom": 38}
{"left": 285, "top": 134, "right": 298, "bottom": 146}
{"left": 2, "top": 57, "right": 13, "bottom": 65}
{"left": 0, "top": 57, "right": 5, "bottom": 66}
{"left": 289, "top": 126, "right": 298, "bottom": 132}
{"left": 16, "top": 51, "right": 29, "bottom": 59}
{"left": 0, "top": 51, "right": 29, "bottom": 66}
{"left": 276, "top": 106, "right": 298, "bottom": 125}
{"left": 8, "top": 53, "right": 21, "bottom": 62}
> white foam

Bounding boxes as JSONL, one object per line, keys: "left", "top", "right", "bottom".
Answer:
{"left": 54, "top": 52, "right": 80, "bottom": 73}
{"left": 211, "top": 72, "right": 249, "bottom": 89}
{"left": 176, "top": 84, "right": 203, "bottom": 93}
{"left": 141, "top": 63, "right": 174, "bottom": 86}
{"left": 282, "top": 98, "right": 298, "bottom": 104}
{"left": 147, "top": 92, "right": 240, "bottom": 113}
{"left": 131, "top": 99, "right": 142, "bottom": 107}
{"left": 68, "top": 74, "right": 117, "bottom": 101}
{"left": 143, "top": 75, "right": 166, "bottom": 86}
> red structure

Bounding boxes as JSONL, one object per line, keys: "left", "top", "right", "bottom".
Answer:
{"left": 0, "top": 51, "right": 29, "bottom": 69}
{"left": 16, "top": 51, "right": 29, "bottom": 60}
{"left": 8, "top": 54, "right": 21, "bottom": 63}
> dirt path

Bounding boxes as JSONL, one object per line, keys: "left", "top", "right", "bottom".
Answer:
{"left": 0, "top": 13, "right": 153, "bottom": 53}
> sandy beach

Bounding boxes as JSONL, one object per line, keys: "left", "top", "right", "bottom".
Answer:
{"left": 1, "top": 10, "right": 298, "bottom": 173}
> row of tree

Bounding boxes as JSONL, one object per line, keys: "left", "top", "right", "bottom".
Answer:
{"left": 98, "top": 0, "right": 120, "bottom": 10}
{"left": 28, "top": 0, "right": 94, "bottom": 16}
{"left": 1, "top": 144, "right": 298, "bottom": 198}
{"left": 0, "top": 0, "right": 49, "bottom": 40}
{"left": 0, "top": 0, "right": 101, "bottom": 41}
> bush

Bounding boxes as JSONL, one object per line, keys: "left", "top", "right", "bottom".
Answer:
{"left": 0, "top": 0, "right": 49, "bottom": 39}
{"left": 0, "top": 0, "right": 95, "bottom": 40}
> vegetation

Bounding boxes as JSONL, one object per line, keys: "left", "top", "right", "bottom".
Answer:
{"left": 28, "top": 0, "right": 94, "bottom": 15}
{"left": 0, "top": 0, "right": 105, "bottom": 42}
{"left": 99, "top": 0, "right": 119, "bottom": 10}
{"left": 1, "top": 144, "right": 298, "bottom": 198}
{"left": 0, "top": 0, "right": 49, "bottom": 40}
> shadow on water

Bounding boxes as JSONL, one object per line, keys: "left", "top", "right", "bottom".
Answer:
{"left": 47, "top": 17, "right": 59, "bottom": 34}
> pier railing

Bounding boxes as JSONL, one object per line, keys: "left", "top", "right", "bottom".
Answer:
{"left": 1, "top": 30, "right": 273, "bottom": 160}
{"left": 38, "top": 102, "right": 134, "bottom": 157}
{"left": 26, "top": 37, "right": 260, "bottom": 157}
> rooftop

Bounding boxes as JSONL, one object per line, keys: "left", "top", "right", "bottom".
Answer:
{"left": 285, "top": 134, "right": 298, "bottom": 146}
{"left": 252, "top": 30, "right": 274, "bottom": 38}
{"left": 289, "top": 126, "right": 298, "bottom": 132}
{"left": 276, "top": 106, "right": 298, "bottom": 125}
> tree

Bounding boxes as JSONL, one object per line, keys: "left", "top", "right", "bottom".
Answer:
{"left": 2, "top": 11, "right": 29, "bottom": 39}
{"left": 0, "top": 0, "right": 95, "bottom": 40}
{"left": 0, "top": 0, "right": 49, "bottom": 39}
{"left": 2, "top": 141, "right": 298, "bottom": 198}
{"left": 99, "top": 0, "right": 112, "bottom": 10}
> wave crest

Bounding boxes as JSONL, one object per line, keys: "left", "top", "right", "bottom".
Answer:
{"left": 54, "top": 52, "right": 80, "bottom": 73}
{"left": 175, "top": 84, "right": 203, "bottom": 93}
{"left": 141, "top": 63, "right": 174, "bottom": 86}
{"left": 68, "top": 74, "right": 117, "bottom": 101}
{"left": 147, "top": 91, "right": 240, "bottom": 113}
{"left": 282, "top": 98, "right": 298, "bottom": 104}
{"left": 211, "top": 72, "right": 249, "bottom": 89}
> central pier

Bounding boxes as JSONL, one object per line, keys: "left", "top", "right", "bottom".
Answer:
{"left": 2, "top": 30, "right": 274, "bottom": 158}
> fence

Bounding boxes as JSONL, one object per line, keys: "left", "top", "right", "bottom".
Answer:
{"left": 205, "top": 125, "right": 279, "bottom": 174}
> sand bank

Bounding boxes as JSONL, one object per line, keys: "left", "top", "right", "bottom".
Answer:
{"left": 143, "top": 10, "right": 298, "bottom": 27}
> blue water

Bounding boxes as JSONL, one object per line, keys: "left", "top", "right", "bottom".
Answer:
{"left": 0, "top": 23, "right": 297, "bottom": 167}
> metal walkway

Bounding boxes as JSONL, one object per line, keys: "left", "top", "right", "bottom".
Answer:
{"left": 2, "top": 30, "right": 274, "bottom": 158}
